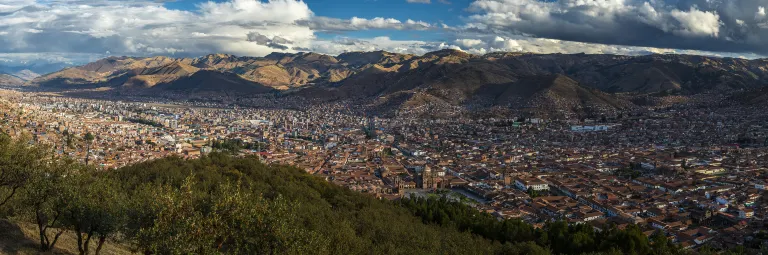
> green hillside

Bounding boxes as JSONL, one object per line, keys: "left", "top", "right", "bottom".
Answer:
{"left": 0, "top": 135, "right": 497, "bottom": 254}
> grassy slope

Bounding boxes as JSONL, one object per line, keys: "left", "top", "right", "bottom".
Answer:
{"left": 0, "top": 220, "right": 132, "bottom": 255}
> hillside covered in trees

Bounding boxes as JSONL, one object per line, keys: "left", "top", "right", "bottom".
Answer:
{"left": 0, "top": 134, "right": 750, "bottom": 254}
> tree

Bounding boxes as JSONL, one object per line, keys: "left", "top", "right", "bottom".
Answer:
{"left": 63, "top": 173, "right": 126, "bottom": 255}
{"left": 84, "top": 132, "right": 95, "bottom": 166}
{"left": 649, "top": 231, "right": 679, "bottom": 255}
{"left": 726, "top": 245, "right": 747, "bottom": 255}
{"left": 211, "top": 184, "right": 328, "bottom": 254}
{"left": 697, "top": 244, "right": 717, "bottom": 255}
{"left": 130, "top": 177, "right": 206, "bottom": 254}
{"left": 62, "top": 130, "right": 72, "bottom": 153}
{"left": 499, "top": 241, "right": 550, "bottom": 255}
{"left": 16, "top": 158, "right": 75, "bottom": 251}
{"left": 0, "top": 135, "right": 47, "bottom": 209}
{"left": 527, "top": 187, "right": 540, "bottom": 198}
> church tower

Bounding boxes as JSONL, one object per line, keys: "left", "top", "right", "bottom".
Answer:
{"left": 421, "top": 166, "right": 436, "bottom": 190}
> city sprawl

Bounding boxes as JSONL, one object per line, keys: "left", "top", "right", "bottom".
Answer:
{"left": 1, "top": 89, "right": 767, "bottom": 251}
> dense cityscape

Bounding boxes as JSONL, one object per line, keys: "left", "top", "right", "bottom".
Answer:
{"left": 1, "top": 87, "right": 766, "bottom": 252}
{"left": 7, "top": 0, "right": 768, "bottom": 253}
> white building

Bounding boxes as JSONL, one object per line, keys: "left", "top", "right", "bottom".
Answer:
{"left": 515, "top": 178, "right": 549, "bottom": 191}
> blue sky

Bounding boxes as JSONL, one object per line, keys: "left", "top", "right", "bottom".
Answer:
{"left": 306, "top": 0, "right": 462, "bottom": 41}
{"left": 164, "top": 0, "right": 469, "bottom": 41}
{"left": 1, "top": 0, "right": 768, "bottom": 67}
{"left": 166, "top": 0, "right": 469, "bottom": 24}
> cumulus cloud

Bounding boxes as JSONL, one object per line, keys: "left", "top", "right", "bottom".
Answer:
{"left": 406, "top": 0, "right": 430, "bottom": 3}
{"left": 464, "top": 0, "right": 768, "bottom": 55}
{"left": 0, "top": 0, "right": 34, "bottom": 13}
{"left": 0, "top": 0, "right": 448, "bottom": 65}
{"left": 1, "top": 0, "right": 766, "bottom": 68}
{"left": 440, "top": 34, "right": 762, "bottom": 59}
{"left": 302, "top": 16, "right": 433, "bottom": 31}
{"left": 0, "top": 0, "right": 314, "bottom": 59}
{"left": 670, "top": 7, "right": 721, "bottom": 37}
{"left": 246, "top": 31, "right": 293, "bottom": 50}
{"left": 311, "top": 36, "right": 444, "bottom": 55}
{"left": 454, "top": 39, "right": 484, "bottom": 48}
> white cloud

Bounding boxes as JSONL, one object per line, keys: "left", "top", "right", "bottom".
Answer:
{"left": 311, "top": 36, "right": 433, "bottom": 55}
{"left": 198, "top": 0, "right": 312, "bottom": 25}
{"left": 454, "top": 39, "right": 483, "bottom": 48}
{"left": 351, "top": 17, "right": 401, "bottom": 29}
{"left": 0, "top": 52, "right": 105, "bottom": 66}
{"left": 0, "top": 0, "right": 34, "bottom": 13}
{"left": 0, "top": 0, "right": 765, "bottom": 68}
{"left": 406, "top": 0, "right": 431, "bottom": 3}
{"left": 464, "top": 0, "right": 768, "bottom": 55}
{"left": 757, "top": 6, "right": 766, "bottom": 20}
{"left": 444, "top": 35, "right": 761, "bottom": 59}
{"left": 670, "top": 7, "right": 721, "bottom": 37}
{"left": 0, "top": 0, "right": 447, "bottom": 65}
{"left": 0, "top": 0, "right": 315, "bottom": 58}
{"left": 306, "top": 16, "right": 432, "bottom": 31}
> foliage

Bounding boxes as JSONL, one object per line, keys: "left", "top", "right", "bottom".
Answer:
{"left": 83, "top": 132, "right": 95, "bottom": 166}
{"left": 14, "top": 157, "right": 77, "bottom": 251}
{"left": 527, "top": 187, "right": 540, "bottom": 198}
{"left": 62, "top": 172, "right": 125, "bottom": 254}
{"left": 398, "top": 196, "right": 684, "bottom": 255}
{"left": 109, "top": 153, "right": 497, "bottom": 254}
{"left": 125, "top": 118, "right": 164, "bottom": 128}
{"left": 210, "top": 139, "right": 266, "bottom": 154}
{"left": 2, "top": 151, "right": 500, "bottom": 254}
{"left": 0, "top": 134, "right": 47, "bottom": 209}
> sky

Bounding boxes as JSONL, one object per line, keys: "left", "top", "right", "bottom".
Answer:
{"left": 2, "top": 0, "right": 768, "bottom": 67}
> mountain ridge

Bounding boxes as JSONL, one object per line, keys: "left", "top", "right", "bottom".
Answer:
{"left": 28, "top": 50, "right": 768, "bottom": 116}
{"left": 0, "top": 69, "right": 39, "bottom": 86}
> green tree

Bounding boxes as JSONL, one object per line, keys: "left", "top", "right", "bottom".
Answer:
{"left": 649, "top": 231, "right": 679, "bottom": 255}
{"left": 84, "top": 132, "right": 95, "bottom": 166}
{"left": 0, "top": 135, "right": 46, "bottom": 209}
{"left": 132, "top": 176, "right": 211, "bottom": 254}
{"left": 697, "top": 244, "right": 717, "bottom": 255}
{"left": 62, "top": 130, "right": 74, "bottom": 153}
{"left": 16, "top": 158, "right": 75, "bottom": 251}
{"left": 498, "top": 241, "right": 550, "bottom": 255}
{"left": 63, "top": 173, "right": 126, "bottom": 255}
{"left": 527, "top": 187, "right": 540, "bottom": 198}
{"left": 725, "top": 245, "right": 747, "bottom": 255}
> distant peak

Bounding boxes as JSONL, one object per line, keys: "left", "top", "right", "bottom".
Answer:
{"left": 200, "top": 53, "right": 236, "bottom": 60}
{"left": 424, "top": 49, "right": 472, "bottom": 58}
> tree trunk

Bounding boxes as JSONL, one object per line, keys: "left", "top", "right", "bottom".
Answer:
{"left": 50, "top": 230, "right": 64, "bottom": 252}
{"left": 0, "top": 186, "right": 17, "bottom": 207}
{"left": 83, "top": 231, "right": 93, "bottom": 255}
{"left": 85, "top": 143, "right": 90, "bottom": 165}
{"left": 76, "top": 227, "right": 84, "bottom": 255}
{"left": 36, "top": 211, "right": 49, "bottom": 251}
{"left": 38, "top": 223, "right": 47, "bottom": 251}
{"left": 95, "top": 236, "right": 106, "bottom": 255}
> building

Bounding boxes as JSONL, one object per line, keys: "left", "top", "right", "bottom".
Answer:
{"left": 738, "top": 208, "right": 754, "bottom": 219}
{"left": 420, "top": 166, "right": 439, "bottom": 190}
{"left": 515, "top": 177, "right": 549, "bottom": 191}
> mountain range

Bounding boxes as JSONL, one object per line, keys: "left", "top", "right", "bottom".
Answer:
{"left": 24, "top": 50, "right": 768, "bottom": 117}
{"left": 0, "top": 69, "right": 39, "bottom": 86}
